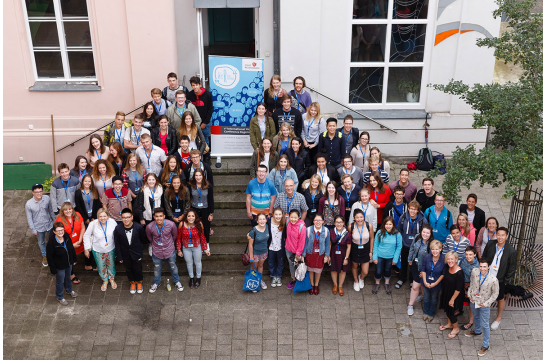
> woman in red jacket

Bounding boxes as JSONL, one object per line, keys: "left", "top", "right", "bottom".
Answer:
{"left": 367, "top": 172, "right": 391, "bottom": 229}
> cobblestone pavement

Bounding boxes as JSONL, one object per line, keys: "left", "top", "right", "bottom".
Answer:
{"left": 4, "top": 170, "right": 543, "bottom": 359}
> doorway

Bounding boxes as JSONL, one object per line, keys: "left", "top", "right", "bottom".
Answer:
{"left": 203, "top": 8, "right": 256, "bottom": 85}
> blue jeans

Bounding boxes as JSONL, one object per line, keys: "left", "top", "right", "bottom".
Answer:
{"left": 55, "top": 266, "right": 73, "bottom": 300}
{"left": 152, "top": 251, "right": 180, "bottom": 285}
{"left": 37, "top": 231, "right": 48, "bottom": 257}
{"left": 202, "top": 122, "right": 211, "bottom": 146}
{"left": 182, "top": 246, "right": 203, "bottom": 278}
{"left": 423, "top": 287, "right": 440, "bottom": 317}
{"left": 374, "top": 257, "right": 393, "bottom": 281}
{"left": 268, "top": 249, "right": 285, "bottom": 278}
{"left": 471, "top": 302, "right": 491, "bottom": 348}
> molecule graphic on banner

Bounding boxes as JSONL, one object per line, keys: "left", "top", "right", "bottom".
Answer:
{"left": 211, "top": 71, "right": 264, "bottom": 127}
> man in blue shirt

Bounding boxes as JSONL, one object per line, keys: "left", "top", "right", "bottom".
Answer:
{"left": 246, "top": 165, "right": 278, "bottom": 227}
{"left": 317, "top": 118, "right": 343, "bottom": 168}
{"left": 423, "top": 194, "right": 453, "bottom": 243}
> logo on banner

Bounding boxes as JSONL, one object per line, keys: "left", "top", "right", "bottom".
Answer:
{"left": 213, "top": 64, "right": 240, "bottom": 89}
{"left": 242, "top": 59, "right": 262, "bottom": 71}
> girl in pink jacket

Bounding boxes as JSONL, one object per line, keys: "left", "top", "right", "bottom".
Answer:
{"left": 284, "top": 209, "right": 307, "bottom": 290}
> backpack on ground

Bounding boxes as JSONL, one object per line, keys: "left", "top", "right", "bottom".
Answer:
{"left": 416, "top": 147, "right": 434, "bottom": 171}
{"left": 432, "top": 151, "right": 447, "bottom": 175}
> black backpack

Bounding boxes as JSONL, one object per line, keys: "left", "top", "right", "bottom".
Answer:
{"left": 417, "top": 147, "right": 434, "bottom": 171}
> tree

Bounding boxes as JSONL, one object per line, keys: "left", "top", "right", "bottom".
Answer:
{"left": 429, "top": 0, "right": 542, "bottom": 285}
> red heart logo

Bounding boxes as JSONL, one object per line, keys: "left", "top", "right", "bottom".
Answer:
{"left": 252, "top": 62, "right": 256, "bottom": 67}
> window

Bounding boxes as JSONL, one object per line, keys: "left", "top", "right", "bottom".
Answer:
{"left": 349, "top": 0, "right": 431, "bottom": 106}
{"left": 23, "top": 0, "right": 96, "bottom": 80}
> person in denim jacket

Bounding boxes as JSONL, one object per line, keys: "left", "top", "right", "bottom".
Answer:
{"left": 302, "top": 213, "right": 331, "bottom": 295}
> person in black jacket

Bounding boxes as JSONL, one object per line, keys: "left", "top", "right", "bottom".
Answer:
{"left": 284, "top": 137, "right": 310, "bottom": 190}
{"left": 46, "top": 222, "right": 78, "bottom": 305}
{"left": 152, "top": 115, "right": 178, "bottom": 156}
{"left": 183, "top": 149, "right": 214, "bottom": 185}
{"left": 74, "top": 174, "right": 102, "bottom": 226}
{"left": 272, "top": 94, "right": 303, "bottom": 137}
{"left": 382, "top": 186, "right": 409, "bottom": 227}
{"left": 187, "top": 76, "right": 213, "bottom": 141}
{"left": 337, "top": 114, "right": 360, "bottom": 157}
{"left": 114, "top": 208, "right": 146, "bottom": 294}
{"left": 317, "top": 118, "right": 343, "bottom": 168}
{"left": 481, "top": 227, "right": 516, "bottom": 331}
{"left": 306, "top": 153, "right": 340, "bottom": 185}
{"left": 459, "top": 193, "right": 486, "bottom": 235}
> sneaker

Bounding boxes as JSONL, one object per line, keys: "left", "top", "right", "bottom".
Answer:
{"left": 136, "top": 281, "right": 143, "bottom": 293}
{"left": 395, "top": 280, "right": 404, "bottom": 289}
{"left": 359, "top": 277, "right": 365, "bottom": 289}
{"left": 57, "top": 298, "right": 68, "bottom": 306}
{"left": 353, "top": 282, "right": 360, "bottom": 292}
{"left": 42, "top": 256, "right": 48, "bottom": 267}
{"left": 491, "top": 320, "right": 501, "bottom": 330}
{"left": 465, "top": 330, "right": 482, "bottom": 337}
{"left": 175, "top": 282, "right": 184, "bottom": 292}
{"left": 130, "top": 281, "right": 136, "bottom": 294}
{"left": 372, "top": 283, "right": 380, "bottom": 294}
{"left": 415, "top": 294, "right": 424, "bottom": 302}
{"left": 276, "top": 277, "right": 282, "bottom": 287}
{"left": 66, "top": 290, "right": 78, "bottom": 298}
{"left": 270, "top": 278, "right": 277, "bottom": 287}
{"left": 385, "top": 283, "right": 392, "bottom": 295}
{"left": 261, "top": 280, "right": 267, "bottom": 290}
{"left": 423, "top": 315, "right": 429, "bottom": 321}
{"left": 407, "top": 305, "right": 414, "bottom": 316}
{"left": 286, "top": 279, "right": 296, "bottom": 290}
{"left": 149, "top": 283, "right": 159, "bottom": 293}
{"left": 478, "top": 346, "right": 489, "bottom": 356}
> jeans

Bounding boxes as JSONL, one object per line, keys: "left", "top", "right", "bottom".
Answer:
{"left": 471, "top": 302, "right": 491, "bottom": 348}
{"left": 285, "top": 249, "right": 296, "bottom": 279}
{"left": 182, "top": 246, "right": 202, "bottom": 278}
{"left": 268, "top": 249, "right": 285, "bottom": 278}
{"left": 37, "top": 231, "right": 48, "bottom": 257}
{"left": 55, "top": 266, "right": 73, "bottom": 300}
{"left": 375, "top": 257, "right": 393, "bottom": 281}
{"left": 152, "top": 251, "right": 180, "bottom": 285}
{"left": 423, "top": 287, "right": 440, "bottom": 317}
{"left": 201, "top": 122, "right": 211, "bottom": 146}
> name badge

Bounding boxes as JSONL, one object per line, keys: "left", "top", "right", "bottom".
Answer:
{"left": 414, "top": 257, "right": 418, "bottom": 262}
{"left": 134, "top": 187, "right": 140, "bottom": 192}
{"left": 358, "top": 245, "right": 363, "bottom": 249}
{"left": 492, "top": 265, "right": 498, "bottom": 270}
{"left": 433, "top": 229, "right": 438, "bottom": 233}
{"left": 146, "top": 167, "right": 151, "bottom": 172}
{"left": 314, "top": 248, "right": 320, "bottom": 252}
{"left": 335, "top": 250, "right": 341, "bottom": 255}
{"left": 87, "top": 209, "right": 92, "bottom": 214}
{"left": 428, "top": 276, "right": 435, "bottom": 281}
{"left": 346, "top": 207, "right": 350, "bottom": 211}
{"left": 408, "top": 236, "right": 415, "bottom": 241}
{"left": 475, "top": 293, "right": 481, "bottom": 298}
{"left": 174, "top": 208, "right": 181, "bottom": 213}
{"left": 197, "top": 202, "right": 203, "bottom": 207}
{"left": 157, "top": 241, "right": 163, "bottom": 246}
{"left": 457, "top": 260, "right": 461, "bottom": 265}
{"left": 187, "top": 244, "right": 194, "bottom": 248}
{"left": 64, "top": 198, "right": 70, "bottom": 202}
{"left": 311, "top": 209, "right": 317, "bottom": 213}
{"left": 71, "top": 233, "right": 77, "bottom": 238}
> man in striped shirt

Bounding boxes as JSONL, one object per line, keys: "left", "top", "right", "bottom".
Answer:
{"left": 362, "top": 156, "right": 390, "bottom": 185}
{"left": 246, "top": 165, "right": 277, "bottom": 227}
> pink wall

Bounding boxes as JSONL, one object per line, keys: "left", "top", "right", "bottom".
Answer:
{"left": 3, "top": 0, "right": 178, "bottom": 172}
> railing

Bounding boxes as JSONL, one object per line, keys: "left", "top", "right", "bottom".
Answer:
{"left": 305, "top": 86, "right": 397, "bottom": 133}
{"left": 56, "top": 103, "right": 147, "bottom": 152}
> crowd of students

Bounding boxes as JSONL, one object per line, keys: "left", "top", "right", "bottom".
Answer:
{"left": 25, "top": 74, "right": 516, "bottom": 356}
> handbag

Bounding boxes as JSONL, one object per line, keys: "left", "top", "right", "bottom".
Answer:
{"left": 295, "top": 261, "right": 307, "bottom": 281}
{"left": 242, "top": 262, "right": 262, "bottom": 292}
{"left": 293, "top": 272, "right": 312, "bottom": 294}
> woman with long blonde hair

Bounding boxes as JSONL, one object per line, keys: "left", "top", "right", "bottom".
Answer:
{"left": 263, "top": 75, "right": 287, "bottom": 115}
{"left": 272, "top": 122, "right": 295, "bottom": 156}
{"left": 176, "top": 111, "right": 206, "bottom": 154}
{"left": 302, "top": 102, "right": 326, "bottom": 161}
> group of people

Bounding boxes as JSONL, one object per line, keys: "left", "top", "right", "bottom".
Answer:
{"left": 24, "top": 73, "right": 517, "bottom": 357}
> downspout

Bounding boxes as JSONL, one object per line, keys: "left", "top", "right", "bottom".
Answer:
{"left": 273, "top": 0, "right": 280, "bottom": 75}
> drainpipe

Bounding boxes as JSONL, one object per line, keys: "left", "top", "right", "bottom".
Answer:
{"left": 273, "top": 0, "right": 280, "bottom": 75}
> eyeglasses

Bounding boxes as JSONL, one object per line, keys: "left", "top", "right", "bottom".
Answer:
{"left": 121, "top": 216, "right": 132, "bottom": 220}
{"left": 33, "top": 190, "right": 43, "bottom": 194}
{"left": 435, "top": 199, "right": 445, "bottom": 203}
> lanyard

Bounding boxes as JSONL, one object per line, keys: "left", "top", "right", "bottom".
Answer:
{"left": 359, "top": 144, "right": 366, "bottom": 164}
{"left": 155, "top": 222, "right": 165, "bottom": 239}
{"left": 130, "top": 169, "right": 139, "bottom": 182}
{"left": 355, "top": 223, "right": 364, "bottom": 245}
{"left": 306, "top": 118, "right": 315, "bottom": 137}
{"left": 56, "top": 236, "right": 67, "bottom": 249}
{"left": 286, "top": 194, "right": 294, "bottom": 210}
{"left": 273, "top": 90, "right": 279, "bottom": 108}
{"left": 328, "top": 197, "right": 335, "bottom": 213}
{"left": 144, "top": 148, "right": 152, "bottom": 167}
{"left": 61, "top": 176, "right": 71, "bottom": 198}
{"left": 115, "top": 126, "right": 123, "bottom": 143}
{"left": 343, "top": 167, "right": 355, "bottom": 175}
{"left": 100, "top": 174, "right": 107, "bottom": 193}
{"left": 95, "top": 149, "right": 102, "bottom": 160}
{"left": 479, "top": 272, "right": 488, "bottom": 293}
{"left": 495, "top": 243, "right": 505, "bottom": 266}
{"left": 188, "top": 224, "right": 193, "bottom": 243}
{"left": 99, "top": 221, "right": 108, "bottom": 243}
{"left": 344, "top": 185, "right": 354, "bottom": 206}
{"left": 197, "top": 186, "right": 202, "bottom": 202}
{"left": 334, "top": 228, "right": 342, "bottom": 250}
{"left": 417, "top": 240, "right": 425, "bottom": 257}
{"left": 488, "top": 230, "right": 496, "bottom": 242}
{"left": 83, "top": 189, "right": 92, "bottom": 209}
{"left": 283, "top": 110, "right": 291, "bottom": 121}
{"left": 256, "top": 180, "right": 265, "bottom": 196}
{"left": 345, "top": 130, "right": 351, "bottom": 144}
{"left": 150, "top": 188, "right": 156, "bottom": 208}
{"left": 113, "top": 189, "right": 124, "bottom": 213}
{"left": 175, "top": 195, "right": 180, "bottom": 210}
{"left": 360, "top": 203, "right": 369, "bottom": 219}
{"left": 431, "top": 258, "right": 437, "bottom": 273}
{"left": 154, "top": 100, "right": 163, "bottom": 113}
{"left": 169, "top": 172, "right": 175, "bottom": 183}
{"left": 134, "top": 128, "right": 142, "bottom": 145}
{"left": 68, "top": 217, "right": 75, "bottom": 234}
{"left": 453, "top": 239, "right": 461, "bottom": 253}
{"left": 280, "top": 169, "right": 286, "bottom": 181}
{"left": 374, "top": 190, "right": 378, "bottom": 201}
{"left": 79, "top": 169, "right": 86, "bottom": 180}
{"left": 295, "top": 92, "right": 301, "bottom": 108}
{"left": 176, "top": 104, "right": 186, "bottom": 118}
{"left": 310, "top": 189, "right": 317, "bottom": 209}
{"left": 432, "top": 209, "right": 441, "bottom": 228}
{"left": 314, "top": 229, "right": 320, "bottom": 250}
{"left": 318, "top": 167, "right": 325, "bottom": 182}
{"left": 409, "top": 218, "right": 415, "bottom": 231}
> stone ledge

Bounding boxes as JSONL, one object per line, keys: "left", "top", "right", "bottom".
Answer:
{"left": 29, "top": 81, "right": 101, "bottom": 92}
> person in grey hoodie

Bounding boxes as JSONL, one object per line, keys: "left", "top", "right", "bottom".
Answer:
{"left": 166, "top": 90, "right": 202, "bottom": 131}
{"left": 394, "top": 200, "right": 428, "bottom": 289}
{"left": 50, "top": 163, "right": 81, "bottom": 215}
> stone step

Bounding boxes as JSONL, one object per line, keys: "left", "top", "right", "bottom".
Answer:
{"left": 210, "top": 226, "right": 251, "bottom": 243}
{"left": 214, "top": 174, "right": 251, "bottom": 193}
{"left": 212, "top": 208, "right": 252, "bottom": 226}
{"left": 213, "top": 192, "right": 247, "bottom": 209}
{"left": 210, "top": 157, "right": 251, "bottom": 175}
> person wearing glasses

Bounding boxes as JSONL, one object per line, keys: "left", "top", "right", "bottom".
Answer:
{"left": 46, "top": 221, "right": 78, "bottom": 305}
{"left": 423, "top": 194, "right": 453, "bottom": 244}
{"left": 25, "top": 183, "right": 56, "bottom": 267}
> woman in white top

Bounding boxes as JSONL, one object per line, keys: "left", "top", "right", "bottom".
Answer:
{"left": 370, "top": 147, "right": 390, "bottom": 175}
{"left": 136, "top": 173, "right": 163, "bottom": 227}
{"left": 302, "top": 102, "right": 326, "bottom": 161}
{"left": 350, "top": 131, "right": 371, "bottom": 173}
{"left": 351, "top": 209, "right": 374, "bottom": 292}
{"left": 86, "top": 134, "right": 110, "bottom": 168}
{"left": 348, "top": 187, "right": 378, "bottom": 230}
{"left": 92, "top": 159, "right": 115, "bottom": 198}
{"left": 83, "top": 208, "right": 118, "bottom": 291}
{"left": 249, "top": 137, "right": 278, "bottom": 179}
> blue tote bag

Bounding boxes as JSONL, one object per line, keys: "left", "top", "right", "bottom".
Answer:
{"left": 242, "top": 262, "right": 262, "bottom": 292}
{"left": 293, "top": 272, "right": 312, "bottom": 294}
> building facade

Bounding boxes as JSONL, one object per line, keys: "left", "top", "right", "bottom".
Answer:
{"left": 4, "top": 0, "right": 500, "bottom": 167}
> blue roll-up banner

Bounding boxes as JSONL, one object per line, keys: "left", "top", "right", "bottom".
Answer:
{"left": 209, "top": 56, "right": 264, "bottom": 157}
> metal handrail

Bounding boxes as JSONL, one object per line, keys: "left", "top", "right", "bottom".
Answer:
{"left": 56, "top": 103, "right": 147, "bottom": 152}
{"left": 304, "top": 86, "right": 397, "bottom": 133}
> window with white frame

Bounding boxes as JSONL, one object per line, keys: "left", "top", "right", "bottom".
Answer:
{"left": 23, "top": 0, "right": 96, "bottom": 80}
{"left": 350, "top": 0, "right": 430, "bottom": 105}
